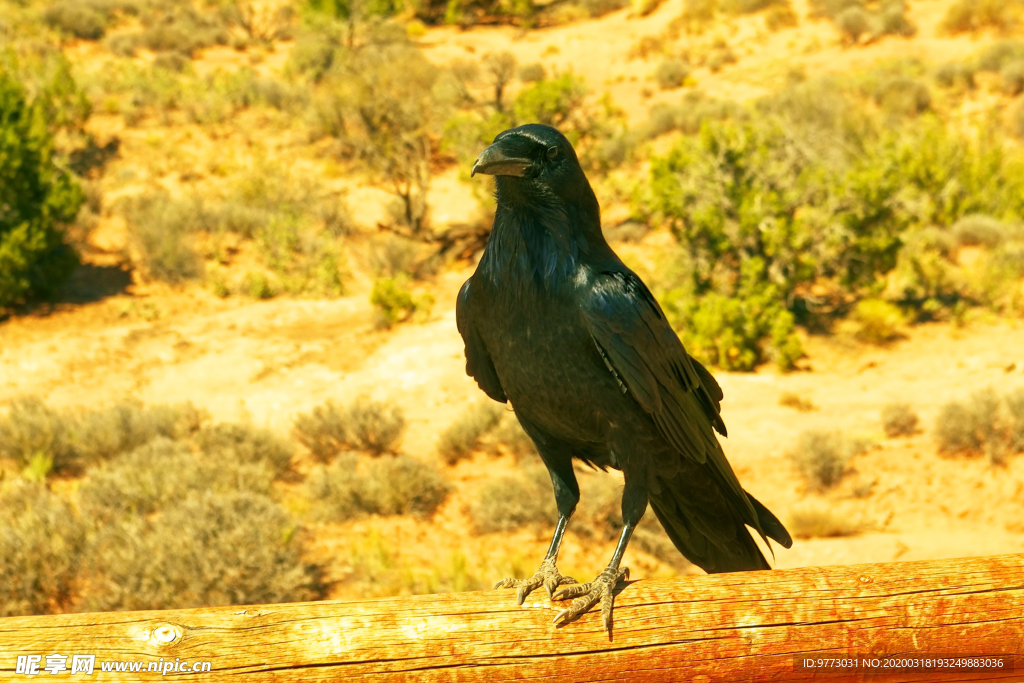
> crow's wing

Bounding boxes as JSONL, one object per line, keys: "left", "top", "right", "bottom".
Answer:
{"left": 457, "top": 278, "right": 507, "bottom": 403}
{"left": 582, "top": 270, "right": 763, "bottom": 529}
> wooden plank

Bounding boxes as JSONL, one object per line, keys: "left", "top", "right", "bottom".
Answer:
{"left": 2, "top": 554, "right": 1023, "bottom": 682}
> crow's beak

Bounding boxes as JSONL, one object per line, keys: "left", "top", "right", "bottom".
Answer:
{"left": 471, "top": 140, "right": 533, "bottom": 178}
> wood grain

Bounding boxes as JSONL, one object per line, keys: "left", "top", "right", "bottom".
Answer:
{"left": 2, "top": 554, "right": 1023, "bottom": 682}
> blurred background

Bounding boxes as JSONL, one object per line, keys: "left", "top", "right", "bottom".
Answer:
{"left": 2, "top": 0, "right": 1024, "bottom": 618}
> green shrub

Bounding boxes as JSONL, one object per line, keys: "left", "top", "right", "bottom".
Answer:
{"left": 654, "top": 58, "right": 690, "bottom": 90}
{"left": 305, "top": 453, "right": 453, "bottom": 521}
{"left": 469, "top": 466, "right": 552, "bottom": 533}
{"left": 371, "top": 276, "right": 433, "bottom": 327}
{"left": 241, "top": 270, "right": 277, "bottom": 299}
{"left": 881, "top": 402, "right": 919, "bottom": 437}
{"left": 873, "top": 77, "right": 931, "bottom": 117}
{"left": 120, "top": 192, "right": 202, "bottom": 283}
{"left": 293, "top": 397, "right": 406, "bottom": 460}
{"left": 847, "top": 299, "right": 906, "bottom": 344}
{"left": 789, "top": 430, "right": 869, "bottom": 490}
{"left": 81, "top": 491, "right": 321, "bottom": 612}
{"left": 437, "top": 401, "right": 506, "bottom": 465}
{"left": 0, "top": 482, "right": 85, "bottom": 616}
{"left": 0, "top": 65, "right": 82, "bottom": 309}
{"left": 195, "top": 422, "right": 294, "bottom": 476}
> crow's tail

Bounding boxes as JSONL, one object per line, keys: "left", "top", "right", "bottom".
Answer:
{"left": 647, "top": 480, "right": 791, "bottom": 574}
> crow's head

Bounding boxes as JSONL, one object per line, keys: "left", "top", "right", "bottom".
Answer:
{"left": 472, "top": 124, "right": 597, "bottom": 218}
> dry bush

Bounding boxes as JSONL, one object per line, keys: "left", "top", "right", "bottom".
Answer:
{"left": 469, "top": 466, "right": 553, "bottom": 533}
{"left": 0, "top": 396, "right": 204, "bottom": 476}
{"left": 935, "top": 388, "right": 1001, "bottom": 456}
{"left": 654, "top": 58, "right": 690, "bottom": 90}
{"left": 303, "top": 454, "right": 363, "bottom": 522}
{"left": 72, "top": 399, "right": 206, "bottom": 466}
{"left": 765, "top": 4, "right": 798, "bottom": 30}
{"left": 1007, "top": 389, "right": 1024, "bottom": 454}
{"left": 779, "top": 391, "right": 816, "bottom": 412}
{"left": 437, "top": 401, "right": 506, "bottom": 465}
{"left": 77, "top": 438, "right": 275, "bottom": 523}
{"left": 305, "top": 453, "right": 453, "bottom": 521}
{"left": 519, "top": 63, "right": 546, "bottom": 83}
{"left": 789, "top": 430, "right": 869, "bottom": 490}
{"left": 367, "top": 234, "right": 418, "bottom": 278}
{"left": 952, "top": 214, "right": 1010, "bottom": 248}
{"left": 0, "top": 482, "right": 85, "bottom": 616}
{"left": 1001, "top": 61, "right": 1024, "bottom": 96}
{"left": 43, "top": 1, "right": 113, "bottom": 40}
{"left": 788, "top": 504, "right": 866, "bottom": 538}
{"left": 940, "top": 0, "right": 1020, "bottom": 34}
{"left": 835, "top": 7, "right": 870, "bottom": 44}
{"left": 0, "top": 396, "right": 75, "bottom": 475}
{"left": 935, "top": 61, "right": 976, "bottom": 90}
{"left": 881, "top": 402, "right": 919, "bottom": 437}
{"left": 293, "top": 397, "right": 406, "bottom": 461}
{"left": 195, "top": 422, "right": 294, "bottom": 477}
{"left": 81, "top": 491, "right": 322, "bottom": 612}
{"left": 935, "top": 388, "right": 1016, "bottom": 464}
{"left": 359, "top": 455, "right": 454, "bottom": 517}
{"left": 487, "top": 413, "right": 538, "bottom": 461}
{"left": 120, "top": 192, "right": 202, "bottom": 283}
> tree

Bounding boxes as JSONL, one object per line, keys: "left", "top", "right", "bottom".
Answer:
{"left": 0, "top": 62, "right": 83, "bottom": 310}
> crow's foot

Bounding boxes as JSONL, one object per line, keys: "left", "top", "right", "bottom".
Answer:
{"left": 494, "top": 557, "right": 577, "bottom": 605}
{"left": 551, "top": 566, "right": 629, "bottom": 630}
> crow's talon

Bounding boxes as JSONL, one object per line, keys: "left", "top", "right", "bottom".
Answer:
{"left": 551, "top": 566, "right": 629, "bottom": 630}
{"left": 494, "top": 558, "right": 576, "bottom": 605}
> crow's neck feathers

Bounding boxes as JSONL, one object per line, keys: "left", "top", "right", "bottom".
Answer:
{"left": 480, "top": 179, "right": 608, "bottom": 297}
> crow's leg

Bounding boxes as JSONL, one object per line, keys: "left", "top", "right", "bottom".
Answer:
{"left": 494, "top": 459, "right": 579, "bottom": 604}
{"left": 552, "top": 471, "right": 647, "bottom": 630}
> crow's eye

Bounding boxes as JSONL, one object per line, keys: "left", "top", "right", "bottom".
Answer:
{"left": 546, "top": 145, "right": 559, "bottom": 160}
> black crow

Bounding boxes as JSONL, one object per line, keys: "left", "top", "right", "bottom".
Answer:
{"left": 458, "top": 124, "right": 792, "bottom": 630}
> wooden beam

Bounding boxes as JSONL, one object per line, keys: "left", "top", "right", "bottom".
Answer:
{"left": 2, "top": 554, "right": 1023, "bottom": 682}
